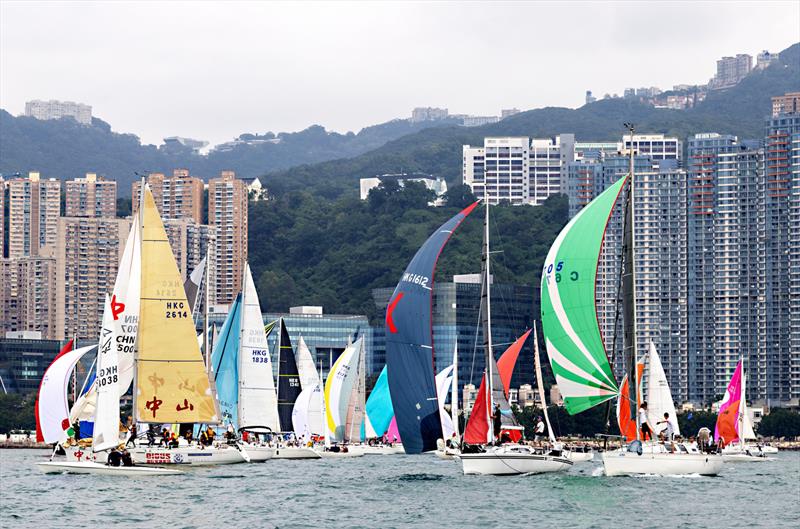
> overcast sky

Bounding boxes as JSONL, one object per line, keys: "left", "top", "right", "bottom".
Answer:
{"left": 1, "top": 1, "right": 798, "bottom": 146}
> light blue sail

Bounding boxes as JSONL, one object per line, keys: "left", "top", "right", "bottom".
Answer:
{"left": 364, "top": 366, "right": 394, "bottom": 438}
{"left": 211, "top": 293, "right": 242, "bottom": 430}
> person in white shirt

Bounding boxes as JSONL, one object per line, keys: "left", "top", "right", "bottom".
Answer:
{"left": 657, "top": 412, "right": 676, "bottom": 441}
{"left": 534, "top": 417, "right": 545, "bottom": 443}
{"left": 639, "top": 402, "right": 653, "bottom": 441}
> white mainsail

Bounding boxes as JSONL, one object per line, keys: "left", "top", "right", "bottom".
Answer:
{"left": 92, "top": 295, "right": 121, "bottom": 452}
{"left": 740, "top": 366, "right": 756, "bottom": 441}
{"left": 238, "top": 264, "right": 280, "bottom": 431}
{"left": 451, "top": 344, "right": 459, "bottom": 438}
{"left": 324, "top": 337, "right": 363, "bottom": 443}
{"left": 295, "top": 336, "right": 320, "bottom": 391}
{"left": 646, "top": 341, "right": 680, "bottom": 437}
{"left": 435, "top": 364, "right": 456, "bottom": 440}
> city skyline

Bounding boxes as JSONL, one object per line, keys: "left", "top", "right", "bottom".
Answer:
{"left": 1, "top": 1, "right": 798, "bottom": 146}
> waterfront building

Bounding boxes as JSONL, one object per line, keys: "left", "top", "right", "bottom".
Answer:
{"left": 132, "top": 169, "right": 204, "bottom": 223}
{"left": 463, "top": 135, "right": 574, "bottom": 206}
{"left": 0, "top": 255, "right": 58, "bottom": 339}
{"left": 0, "top": 335, "right": 70, "bottom": 395}
{"left": 1, "top": 172, "right": 61, "bottom": 259}
{"left": 24, "top": 99, "right": 92, "bottom": 125}
{"left": 55, "top": 217, "right": 132, "bottom": 340}
{"left": 208, "top": 171, "right": 248, "bottom": 305}
{"left": 65, "top": 173, "right": 117, "bottom": 218}
{"left": 764, "top": 111, "right": 800, "bottom": 403}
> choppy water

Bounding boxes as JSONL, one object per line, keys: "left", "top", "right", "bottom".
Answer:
{"left": 1, "top": 449, "right": 798, "bottom": 529}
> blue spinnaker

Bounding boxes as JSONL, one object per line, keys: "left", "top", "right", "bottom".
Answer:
{"left": 211, "top": 293, "right": 242, "bottom": 430}
{"left": 386, "top": 202, "right": 479, "bottom": 453}
{"left": 365, "top": 365, "right": 394, "bottom": 438}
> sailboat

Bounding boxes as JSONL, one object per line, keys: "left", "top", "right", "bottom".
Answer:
{"left": 716, "top": 359, "right": 773, "bottom": 462}
{"left": 359, "top": 366, "right": 404, "bottom": 455}
{"left": 540, "top": 134, "right": 723, "bottom": 476}
{"left": 272, "top": 318, "right": 319, "bottom": 459}
{"left": 316, "top": 337, "right": 365, "bottom": 458}
{"left": 38, "top": 297, "right": 180, "bottom": 475}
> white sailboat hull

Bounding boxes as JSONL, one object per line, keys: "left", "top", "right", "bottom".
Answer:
{"left": 315, "top": 449, "right": 364, "bottom": 458}
{"left": 759, "top": 445, "right": 779, "bottom": 454}
{"left": 458, "top": 446, "right": 573, "bottom": 475}
{"left": 37, "top": 461, "right": 181, "bottom": 476}
{"left": 242, "top": 444, "right": 274, "bottom": 462}
{"left": 720, "top": 445, "right": 774, "bottom": 462}
{"left": 360, "top": 444, "right": 405, "bottom": 455}
{"left": 271, "top": 446, "right": 321, "bottom": 459}
{"left": 601, "top": 449, "right": 724, "bottom": 476}
{"left": 565, "top": 449, "right": 594, "bottom": 463}
{"left": 129, "top": 445, "right": 246, "bottom": 466}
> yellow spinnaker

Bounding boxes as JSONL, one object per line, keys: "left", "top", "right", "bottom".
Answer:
{"left": 135, "top": 187, "right": 219, "bottom": 424}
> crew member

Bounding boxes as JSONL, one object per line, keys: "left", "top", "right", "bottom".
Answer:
{"left": 639, "top": 402, "right": 653, "bottom": 441}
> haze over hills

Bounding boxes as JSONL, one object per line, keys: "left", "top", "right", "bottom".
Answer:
{"left": 0, "top": 42, "right": 797, "bottom": 199}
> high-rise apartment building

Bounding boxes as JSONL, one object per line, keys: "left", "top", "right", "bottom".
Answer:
{"left": 24, "top": 99, "right": 92, "bottom": 125}
{"left": 772, "top": 92, "right": 800, "bottom": 117}
{"left": 463, "top": 135, "right": 574, "bottom": 206}
{"left": 163, "top": 218, "right": 217, "bottom": 304}
{"left": 0, "top": 176, "right": 5, "bottom": 259}
{"left": 0, "top": 254, "right": 58, "bottom": 339}
{"left": 622, "top": 134, "right": 682, "bottom": 163}
{"left": 764, "top": 112, "right": 800, "bottom": 403}
{"left": 132, "top": 170, "right": 203, "bottom": 223}
{"left": 65, "top": 173, "right": 117, "bottom": 218}
{"left": 1, "top": 172, "right": 61, "bottom": 259}
{"left": 710, "top": 54, "right": 752, "bottom": 89}
{"left": 55, "top": 217, "right": 132, "bottom": 340}
{"left": 208, "top": 171, "right": 248, "bottom": 305}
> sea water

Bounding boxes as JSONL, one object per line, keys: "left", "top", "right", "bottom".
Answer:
{"left": 1, "top": 449, "right": 798, "bottom": 528}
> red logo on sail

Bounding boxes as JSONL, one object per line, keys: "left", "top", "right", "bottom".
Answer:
{"left": 111, "top": 295, "right": 125, "bottom": 321}
{"left": 386, "top": 292, "right": 404, "bottom": 333}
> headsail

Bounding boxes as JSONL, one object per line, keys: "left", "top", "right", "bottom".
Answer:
{"left": 364, "top": 365, "right": 394, "bottom": 439}
{"left": 135, "top": 186, "right": 219, "bottom": 424}
{"left": 540, "top": 176, "right": 625, "bottom": 415}
{"left": 715, "top": 359, "right": 743, "bottom": 444}
{"left": 239, "top": 264, "right": 280, "bottom": 431}
{"left": 463, "top": 330, "right": 529, "bottom": 444}
{"left": 386, "top": 202, "right": 479, "bottom": 454}
{"left": 435, "top": 365, "right": 456, "bottom": 440}
{"left": 277, "top": 318, "right": 302, "bottom": 432}
{"left": 292, "top": 384, "right": 323, "bottom": 439}
{"left": 183, "top": 255, "right": 206, "bottom": 320}
{"left": 616, "top": 361, "right": 644, "bottom": 442}
{"left": 645, "top": 341, "right": 680, "bottom": 437}
{"left": 295, "top": 336, "right": 320, "bottom": 391}
{"left": 93, "top": 295, "right": 121, "bottom": 452}
{"left": 324, "top": 337, "right": 363, "bottom": 442}
{"left": 211, "top": 294, "right": 242, "bottom": 428}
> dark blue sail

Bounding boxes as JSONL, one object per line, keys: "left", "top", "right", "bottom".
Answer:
{"left": 386, "top": 201, "right": 479, "bottom": 453}
{"left": 277, "top": 318, "right": 301, "bottom": 432}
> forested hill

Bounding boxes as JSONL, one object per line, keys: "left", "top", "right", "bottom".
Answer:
{"left": 248, "top": 183, "right": 566, "bottom": 323}
{"left": 0, "top": 112, "right": 460, "bottom": 195}
{"left": 262, "top": 42, "right": 800, "bottom": 199}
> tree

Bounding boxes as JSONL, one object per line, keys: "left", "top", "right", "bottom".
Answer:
{"left": 442, "top": 183, "right": 477, "bottom": 208}
{"left": 0, "top": 393, "right": 36, "bottom": 433}
{"left": 256, "top": 270, "right": 297, "bottom": 313}
{"left": 758, "top": 409, "right": 800, "bottom": 438}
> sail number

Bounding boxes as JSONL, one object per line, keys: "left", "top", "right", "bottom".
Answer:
{"left": 97, "top": 366, "right": 118, "bottom": 387}
{"left": 251, "top": 349, "right": 271, "bottom": 364}
{"left": 545, "top": 261, "right": 579, "bottom": 283}
{"left": 402, "top": 272, "right": 429, "bottom": 288}
{"left": 165, "top": 301, "right": 188, "bottom": 319}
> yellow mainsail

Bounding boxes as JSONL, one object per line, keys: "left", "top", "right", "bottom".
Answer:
{"left": 135, "top": 186, "right": 219, "bottom": 424}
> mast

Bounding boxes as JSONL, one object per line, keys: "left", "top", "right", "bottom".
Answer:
{"left": 204, "top": 247, "right": 211, "bottom": 372}
{"left": 132, "top": 176, "right": 145, "bottom": 421}
{"left": 237, "top": 262, "right": 247, "bottom": 429}
{"left": 622, "top": 123, "right": 639, "bottom": 437}
{"left": 451, "top": 343, "right": 459, "bottom": 438}
{"left": 739, "top": 356, "right": 745, "bottom": 449}
{"left": 480, "top": 201, "right": 494, "bottom": 444}
{"left": 533, "top": 323, "right": 556, "bottom": 444}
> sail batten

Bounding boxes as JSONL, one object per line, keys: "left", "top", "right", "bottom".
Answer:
{"left": 541, "top": 177, "right": 625, "bottom": 414}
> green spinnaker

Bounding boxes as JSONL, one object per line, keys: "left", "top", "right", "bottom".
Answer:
{"left": 540, "top": 176, "right": 626, "bottom": 415}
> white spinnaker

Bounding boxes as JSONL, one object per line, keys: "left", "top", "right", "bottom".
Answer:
{"left": 325, "top": 338, "right": 362, "bottom": 443}
{"left": 291, "top": 384, "right": 323, "bottom": 439}
{"left": 645, "top": 341, "right": 680, "bottom": 437}
{"left": 740, "top": 365, "right": 755, "bottom": 441}
{"left": 38, "top": 345, "right": 97, "bottom": 443}
{"left": 239, "top": 264, "right": 280, "bottom": 431}
{"left": 295, "top": 336, "right": 320, "bottom": 391}
{"left": 93, "top": 295, "right": 121, "bottom": 452}
{"left": 435, "top": 365, "right": 455, "bottom": 440}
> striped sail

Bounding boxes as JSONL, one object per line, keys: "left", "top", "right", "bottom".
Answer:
{"left": 135, "top": 186, "right": 219, "bottom": 424}
{"left": 540, "top": 176, "right": 626, "bottom": 414}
